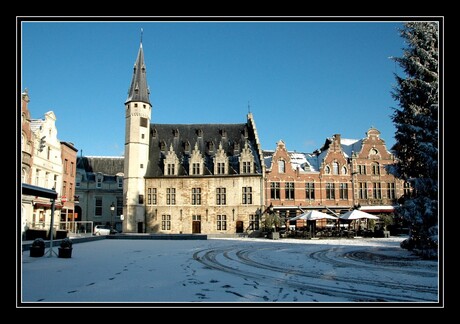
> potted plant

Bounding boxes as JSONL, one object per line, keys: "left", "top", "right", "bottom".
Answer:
{"left": 30, "top": 238, "right": 45, "bottom": 257}
{"left": 58, "top": 237, "right": 73, "bottom": 258}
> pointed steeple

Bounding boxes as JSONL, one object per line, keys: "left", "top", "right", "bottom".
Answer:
{"left": 126, "top": 40, "right": 151, "bottom": 105}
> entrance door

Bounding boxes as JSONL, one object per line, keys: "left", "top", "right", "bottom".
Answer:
{"left": 192, "top": 221, "right": 201, "bottom": 234}
{"left": 236, "top": 221, "right": 244, "bottom": 233}
{"left": 137, "top": 222, "right": 143, "bottom": 233}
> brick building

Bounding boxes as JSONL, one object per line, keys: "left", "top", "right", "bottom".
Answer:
{"left": 263, "top": 129, "right": 406, "bottom": 226}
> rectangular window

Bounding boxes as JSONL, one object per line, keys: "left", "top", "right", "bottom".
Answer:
{"left": 192, "top": 188, "right": 201, "bottom": 205}
{"left": 53, "top": 175, "right": 58, "bottom": 190}
{"left": 216, "top": 187, "right": 226, "bottom": 205}
{"left": 35, "top": 169, "right": 40, "bottom": 186}
{"left": 359, "top": 182, "right": 368, "bottom": 199}
{"left": 305, "top": 182, "right": 315, "bottom": 200}
{"left": 387, "top": 183, "right": 395, "bottom": 200}
{"left": 70, "top": 162, "right": 74, "bottom": 176}
{"left": 243, "top": 161, "right": 251, "bottom": 173}
{"left": 95, "top": 197, "right": 102, "bottom": 217}
{"left": 326, "top": 183, "right": 335, "bottom": 199}
{"left": 270, "top": 182, "right": 280, "bottom": 200}
{"left": 193, "top": 215, "right": 201, "bottom": 221}
{"left": 242, "top": 187, "right": 252, "bottom": 205}
{"left": 217, "top": 162, "right": 225, "bottom": 174}
{"left": 140, "top": 117, "right": 148, "bottom": 128}
{"left": 96, "top": 177, "right": 102, "bottom": 188}
{"left": 372, "top": 163, "right": 380, "bottom": 175}
{"left": 118, "top": 178, "right": 123, "bottom": 189}
{"left": 167, "top": 164, "right": 175, "bottom": 176}
{"left": 358, "top": 165, "right": 367, "bottom": 175}
{"left": 147, "top": 188, "right": 157, "bottom": 205}
{"left": 249, "top": 214, "right": 260, "bottom": 230}
{"left": 62, "top": 181, "right": 67, "bottom": 198}
{"left": 166, "top": 188, "right": 176, "bottom": 205}
{"left": 373, "top": 182, "right": 382, "bottom": 199}
{"left": 64, "top": 159, "right": 68, "bottom": 174}
{"left": 339, "top": 183, "right": 348, "bottom": 200}
{"left": 45, "top": 172, "right": 49, "bottom": 188}
{"left": 192, "top": 163, "right": 200, "bottom": 175}
{"left": 138, "top": 194, "right": 144, "bottom": 204}
{"left": 217, "top": 215, "right": 227, "bottom": 231}
{"left": 161, "top": 214, "right": 171, "bottom": 230}
{"left": 69, "top": 183, "right": 73, "bottom": 199}
{"left": 285, "top": 182, "right": 295, "bottom": 200}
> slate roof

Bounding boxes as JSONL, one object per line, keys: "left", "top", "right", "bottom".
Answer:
{"left": 76, "top": 156, "right": 124, "bottom": 176}
{"left": 145, "top": 123, "right": 263, "bottom": 177}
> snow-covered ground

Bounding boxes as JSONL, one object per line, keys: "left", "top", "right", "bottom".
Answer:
{"left": 19, "top": 236, "right": 439, "bottom": 306}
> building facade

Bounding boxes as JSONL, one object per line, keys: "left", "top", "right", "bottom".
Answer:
{"left": 75, "top": 156, "right": 124, "bottom": 232}
{"left": 263, "top": 129, "right": 406, "bottom": 224}
{"left": 59, "top": 141, "right": 78, "bottom": 231}
{"left": 123, "top": 41, "right": 265, "bottom": 234}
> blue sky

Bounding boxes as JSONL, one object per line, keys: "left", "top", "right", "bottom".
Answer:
{"left": 20, "top": 19, "right": 407, "bottom": 156}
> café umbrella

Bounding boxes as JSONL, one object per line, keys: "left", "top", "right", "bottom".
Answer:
{"left": 339, "top": 209, "right": 380, "bottom": 231}
{"left": 289, "top": 210, "right": 338, "bottom": 221}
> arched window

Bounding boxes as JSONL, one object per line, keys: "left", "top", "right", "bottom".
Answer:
{"left": 372, "top": 162, "right": 380, "bottom": 175}
{"left": 341, "top": 166, "right": 348, "bottom": 175}
{"left": 278, "top": 160, "right": 285, "bottom": 173}
{"left": 324, "top": 165, "right": 331, "bottom": 174}
{"left": 332, "top": 162, "right": 339, "bottom": 175}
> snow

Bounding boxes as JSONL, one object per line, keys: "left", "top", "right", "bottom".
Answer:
{"left": 19, "top": 236, "right": 440, "bottom": 306}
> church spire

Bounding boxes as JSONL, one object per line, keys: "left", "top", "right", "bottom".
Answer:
{"left": 126, "top": 34, "right": 150, "bottom": 105}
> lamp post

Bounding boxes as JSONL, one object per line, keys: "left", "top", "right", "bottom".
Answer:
{"left": 110, "top": 202, "right": 115, "bottom": 230}
{"left": 269, "top": 203, "right": 275, "bottom": 232}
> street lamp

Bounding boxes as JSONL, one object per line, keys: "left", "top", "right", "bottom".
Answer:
{"left": 269, "top": 203, "right": 275, "bottom": 233}
{"left": 110, "top": 202, "right": 115, "bottom": 230}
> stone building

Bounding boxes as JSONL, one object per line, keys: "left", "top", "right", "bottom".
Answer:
{"left": 75, "top": 156, "right": 124, "bottom": 232}
{"left": 123, "top": 41, "right": 265, "bottom": 234}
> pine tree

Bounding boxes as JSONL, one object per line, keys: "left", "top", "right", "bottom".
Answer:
{"left": 389, "top": 22, "right": 439, "bottom": 259}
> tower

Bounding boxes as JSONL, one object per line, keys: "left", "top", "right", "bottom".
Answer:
{"left": 123, "top": 39, "right": 151, "bottom": 233}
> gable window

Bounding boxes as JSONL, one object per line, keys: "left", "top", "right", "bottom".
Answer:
{"left": 332, "top": 162, "right": 339, "bottom": 175}
{"left": 217, "top": 162, "right": 225, "bottom": 175}
{"left": 278, "top": 160, "right": 285, "bottom": 173}
{"left": 242, "top": 161, "right": 251, "bottom": 173}
{"left": 372, "top": 162, "right": 380, "bottom": 175}
{"left": 341, "top": 166, "right": 347, "bottom": 175}
{"left": 167, "top": 163, "right": 175, "bottom": 176}
{"left": 324, "top": 166, "right": 331, "bottom": 174}
{"left": 358, "top": 165, "right": 367, "bottom": 175}
{"left": 192, "top": 163, "right": 200, "bottom": 175}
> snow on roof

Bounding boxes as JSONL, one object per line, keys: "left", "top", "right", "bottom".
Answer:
{"left": 341, "top": 138, "right": 362, "bottom": 158}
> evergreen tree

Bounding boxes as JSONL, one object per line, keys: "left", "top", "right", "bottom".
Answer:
{"left": 389, "top": 22, "right": 439, "bottom": 259}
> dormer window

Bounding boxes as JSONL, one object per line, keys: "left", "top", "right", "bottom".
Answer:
{"left": 160, "top": 141, "right": 166, "bottom": 152}
{"left": 197, "top": 129, "right": 203, "bottom": 137}
{"left": 173, "top": 128, "right": 179, "bottom": 138}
